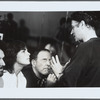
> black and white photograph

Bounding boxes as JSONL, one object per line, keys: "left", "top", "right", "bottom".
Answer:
{"left": 0, "top": 1, "right": 100, "bottom": 99}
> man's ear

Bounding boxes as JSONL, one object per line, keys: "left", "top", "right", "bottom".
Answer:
{"left": 80, "top": 20, "right": 85, "bottom": 27}
{"left": 81, "top": 20, "right": 90, "bottom": 28}
{"left": 31, "top": 59, "right": 36, "bottom": 67}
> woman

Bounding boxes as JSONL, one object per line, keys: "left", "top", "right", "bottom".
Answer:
{"left": 3, "top": 40, "right": 30, "bottom": 88}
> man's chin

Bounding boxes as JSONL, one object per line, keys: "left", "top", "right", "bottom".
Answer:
{"left": 42, "top": 71, "right": 49, "bottom": 75}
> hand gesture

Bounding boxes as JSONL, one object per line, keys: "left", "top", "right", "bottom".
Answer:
{"left": 51, "top": 55, "right": 70, "bottom": 79}
{"left": 46, "top": 74, "right": 57, "bottom": 86}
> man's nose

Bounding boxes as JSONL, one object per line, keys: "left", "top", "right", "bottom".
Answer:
{"left": 26, "top": 51, "right": 30, "bottom": 56}
{"left": 1, "top": 59, "right": 5, "bottom": 66}
{"left": 70, "top": 29, "right": 74, "bottom": 35}
{"left": 28, "top": 52, "right": 30, "bottom": 56}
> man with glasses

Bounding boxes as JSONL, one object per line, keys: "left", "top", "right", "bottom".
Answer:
{"left": 51, "top": 12, "right": 100, "bottom": 87}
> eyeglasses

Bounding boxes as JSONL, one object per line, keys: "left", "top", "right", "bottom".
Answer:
{"left": 72, "top": 23, "right": 79, "bottom": 29}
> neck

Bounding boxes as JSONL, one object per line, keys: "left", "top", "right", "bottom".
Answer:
{"left": 83, "top": 29, "right": 97, "bottom": 42}
{"left": 14, "top": 63, "right": 24, "bottom": 76}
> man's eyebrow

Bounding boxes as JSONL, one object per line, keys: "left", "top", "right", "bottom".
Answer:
{"left": 42, "top": 58, "right": 47, "bottom": 59}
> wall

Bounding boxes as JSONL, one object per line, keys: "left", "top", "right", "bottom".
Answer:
{"left": 0, "top": 12, "right": 66, "bottom": 38}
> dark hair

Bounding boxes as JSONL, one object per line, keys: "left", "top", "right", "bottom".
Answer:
{"left": 0, "top": 40, "right": 6, "bottom": 53}
{"left": 30, "top": 49, "right": 50, "bottom": 61}
{"left": 4, "top": 40, "right": 26, "bottom": 73}
{"left": 38, "top": 37, "right": 60, "bottom": 56}
{"left": 60, "top": 17, "right": 66, "bottom": 26}
{"left": 70, "top": 11, "right": 98, "bottom": 30}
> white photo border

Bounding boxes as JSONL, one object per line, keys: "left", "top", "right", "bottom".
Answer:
{"left": 0, "top": 1, "right": 100, "bottom": 99}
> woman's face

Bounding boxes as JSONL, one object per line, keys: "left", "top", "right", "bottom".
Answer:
{"left": 16, "top": 48, "right": 30, "bottom": 66}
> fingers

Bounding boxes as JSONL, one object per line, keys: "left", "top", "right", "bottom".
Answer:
{"left": 52, "top": 56, "right": 56, "bottom": 65}
{"left": 64, "top": 58, "right": 71, "bottom": 68}
{"left": 50, "top": 60, "right": 54, "bottom": 69}
{"left": 55, "top": 55, "right": 60, "bottom": 65}
{"left": 51, "top": 56, "right": 57, "bottom": 71}
{"left": 52, "top": 55, "right": 60, "bottom": 65}
{"left": 48, "top": 74, "right": 57, "bottom": 81}
{"left": 48, "top": 74, "right": 56, "bottom": 78}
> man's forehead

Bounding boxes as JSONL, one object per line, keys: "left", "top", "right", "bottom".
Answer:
{"left": 37, "top": 51, "right": 51, "bottom": 58}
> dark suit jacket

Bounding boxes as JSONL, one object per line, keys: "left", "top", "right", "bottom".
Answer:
{"left": 22, "top": 65, "right": 47, "bottom": 87}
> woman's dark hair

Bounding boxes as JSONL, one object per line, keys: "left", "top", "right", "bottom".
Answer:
{"left": 0, "top": 40, "right": 6, "bottom": 53}
{"left": 4, "top": 40, "right": 26, "bottom": 73}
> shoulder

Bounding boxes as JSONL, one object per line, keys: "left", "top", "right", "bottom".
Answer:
{"left": 3, "top": 71, "right": 10, "bottom": 77}
{"left": 22, "top": 65, "right": 35, "bottom": 79}
{"left": 22, "top": 65, "right": 32, "bottom": 74}
{"left": 78, "top": 38, "right": 100, "bottom": 49}
{"left": 3, "top": 71, "right": 16, "bottom": 80}
{"left": 2, "top": 71, "right": 17, "bottom": 88}
{"left": 77, "top": 39, "right": 94, "bottom": 51}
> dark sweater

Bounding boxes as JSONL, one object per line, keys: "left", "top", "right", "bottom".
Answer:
{"left": 60, "top": 38, "right": 100, "bottom": 87}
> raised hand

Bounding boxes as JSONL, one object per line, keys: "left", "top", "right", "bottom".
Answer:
{"left": 51, "top": 55, "right": 70, "bottom": 79}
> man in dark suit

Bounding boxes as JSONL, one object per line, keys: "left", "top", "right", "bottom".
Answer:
{"left": 22, "top": 49, "right": 57, "bottom": 87}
